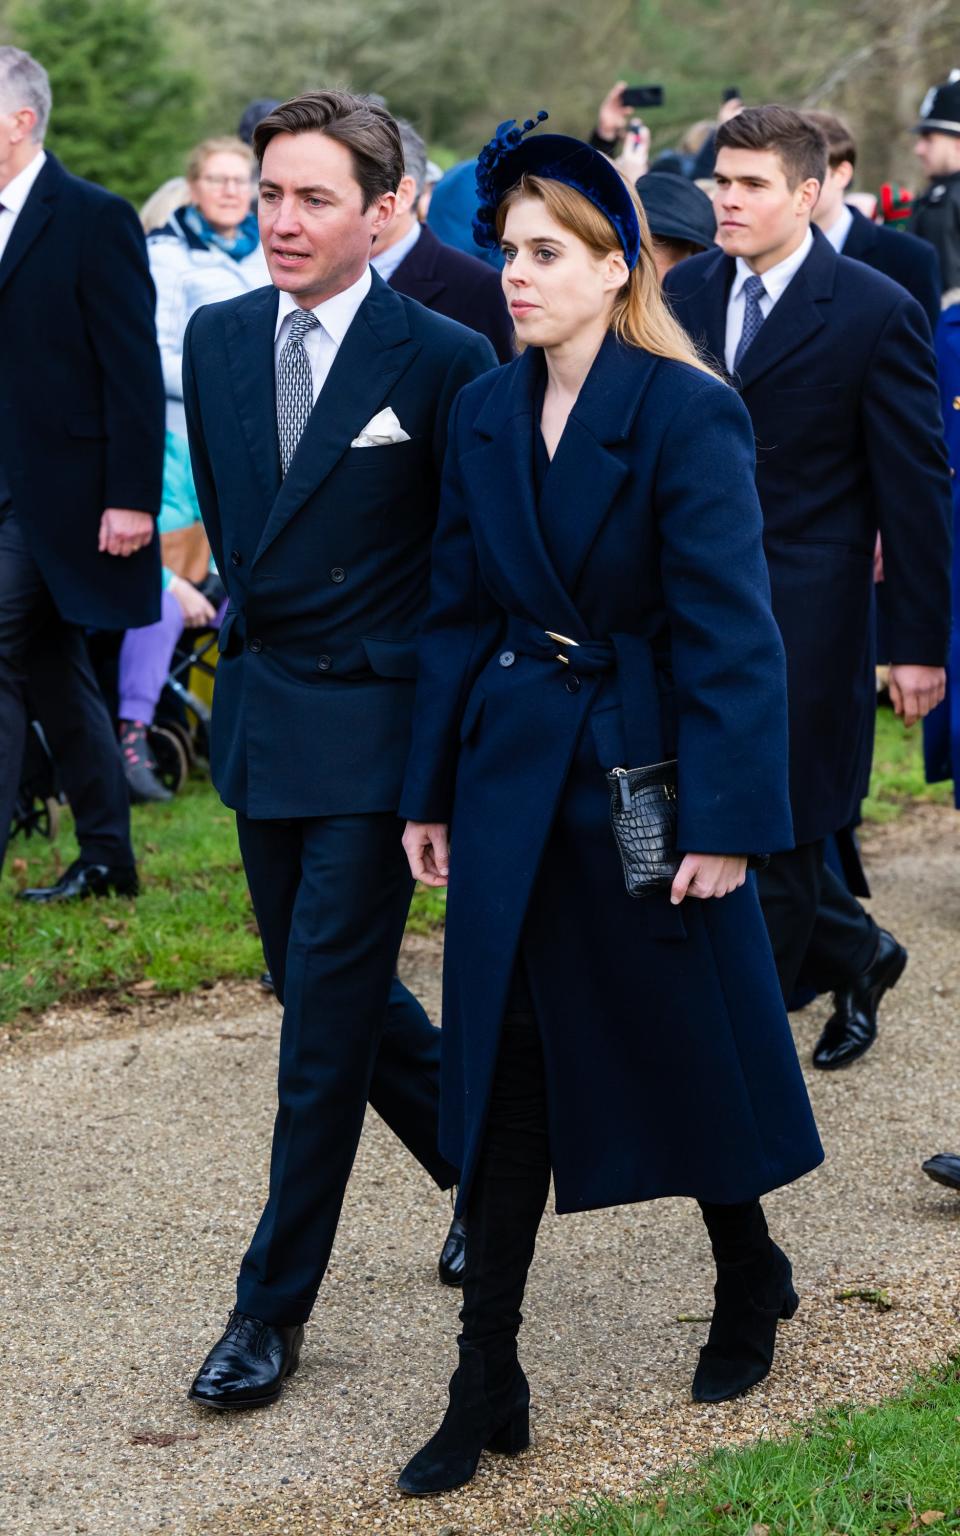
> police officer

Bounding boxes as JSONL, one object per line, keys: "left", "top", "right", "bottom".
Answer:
{"left": 910, "top": 71, "right": 960, "bottom": 295}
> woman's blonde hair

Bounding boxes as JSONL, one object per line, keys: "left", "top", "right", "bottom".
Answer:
{"left": 496, "top": 174, "right": 719, "bottom": 379}
{"left": 186, "top": 136, "right": 255, "bottom": 185}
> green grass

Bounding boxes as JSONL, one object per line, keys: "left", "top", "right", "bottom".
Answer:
{"left": 545, "top": 1359, "right": 960, "bottom": 1536}
{"left": 862, "top": 706, "right": 953, "bottom": 823}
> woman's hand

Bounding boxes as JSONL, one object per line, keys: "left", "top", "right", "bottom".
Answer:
{"left": 670, "top": 853, "right": 747, "bottom": 905}
{"left": 170, "top": 574, "right": 217, "bottom": 628}
{"left": 402, "top": 822, "right": 450, "bottom": 888}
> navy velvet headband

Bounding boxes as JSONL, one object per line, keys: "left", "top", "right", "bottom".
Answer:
{"left": 474, "top": 112, "right": 642, "bottom": 270}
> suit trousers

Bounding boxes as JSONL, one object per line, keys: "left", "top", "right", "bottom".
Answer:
{"left": 757, "top": 842, "right": 879, "bottom": 1002}
{"left": 234, "top": 809, "right": 457, "bottom": 1325}
{"left": 0, "top": 505, "right": 134, "bottom": 873}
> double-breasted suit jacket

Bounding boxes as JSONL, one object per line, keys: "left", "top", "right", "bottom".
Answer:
{"left": 665, "top": 229, "right": 953, "bottom": 847}
{"left": 400, "top": 337, "right": 823, "bottom": 1215}
{"left": 182, "top": 269, "right": 497, "bottom": 818}
{"left": 0, "top": 154, "right": 164, "bottom": 628}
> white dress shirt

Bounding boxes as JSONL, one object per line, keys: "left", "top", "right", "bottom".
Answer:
{"left": 724, "top": 227, "right": 814, "bottom": 374}
{"left": 821, "top": 203, "right": 854, "bottom": 254}
{"left": 371, "top": 220, "right": 422, "bottom": 283}
{"left": 273, "top": 265, "right": 372, "bottom": 405}
{"left": 0, "top": 149, "right": 47, "bottom": 266}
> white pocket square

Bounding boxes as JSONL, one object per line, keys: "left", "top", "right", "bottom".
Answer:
{"left": 350, "top": 406, "right": 411, "bottom": 448}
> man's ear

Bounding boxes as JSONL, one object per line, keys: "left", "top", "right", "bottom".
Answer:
{"left": 797, "top": 176, "right": 821, "bottom": 215}
{"left": 370, "top": 189, "right": 398, "bottom": 236}
{"left": 394, "top": 174, "right": 419, "bottom": 218}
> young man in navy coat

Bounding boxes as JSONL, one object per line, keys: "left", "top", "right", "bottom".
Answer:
{"left": 183, "top": 91, "right": 497, "bottom": 1410}
{"left": 0, "top": 48, "right": 164, "bottom": 892}
{"left": 665, "top": 106, "right": 952, "bottom": 1069}
{"left": 372, "top": 119, "right": 514, "bottom": 363}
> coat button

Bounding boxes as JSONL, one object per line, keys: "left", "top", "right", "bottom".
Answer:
{"left": 564, "top": 674, "right": 581, "bottom": 693}
{"left": 499, "top": 650, "right": 515, "bottom": 667}
{"left": 230, "top": 549, "right": 242, "bottom": 566}
{"left": 317, "top": 654, "right": 332, "bottom": 671}
{"left": 248, "top": 637, "right": 263, "bottom": 653}
{"left": 330, "top": 567, "right": 346, "bottom": 583}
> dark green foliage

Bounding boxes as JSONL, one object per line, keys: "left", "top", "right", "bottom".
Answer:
{"left": 8, "top": 0, "right": 201, "bottom": 206}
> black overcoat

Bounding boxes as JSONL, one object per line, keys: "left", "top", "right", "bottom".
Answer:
{"left": 389, "top": 223, "right": 515, "bottom": 363}
{"left": 400, "top": 338, "right": 823, "bottom": 1214}
{"left": 0, "top": 154, "right": 163, "bottom": 628}
{"left": 665, "top": 229, "right": 952, "bottom": 845}
{"left": 841, "top": 206, "right": 941, "bottom": 335}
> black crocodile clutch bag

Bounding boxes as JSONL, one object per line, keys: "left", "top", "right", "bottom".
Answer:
{"left": 606, "top": 759, "right": 680, "bottom": 897}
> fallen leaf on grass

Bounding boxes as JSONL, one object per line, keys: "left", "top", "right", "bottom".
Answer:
{"left": 749, "top": 1525, "right": 770, "bottom": 1535}
{"left": 920, "top": 1516, "right": 946, "bottom": 1527}
{"left": 130, "top": 980, "right": 157, "bottom": 995}
{"left": 100, "top": 917, "right": 124, "bottom": 932}
{"left": 835, "top": 1287, "right": 893, "bottom": 1310}
{"left": 129, "top": 1429, "right": 199, "bottom": 1448}
{"left": 11, "top": 858, "right": 27, "bottom": 875}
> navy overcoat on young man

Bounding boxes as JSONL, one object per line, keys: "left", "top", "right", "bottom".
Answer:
{"left": 665, "top": 229, "right": 952, "bottom": 847}
{"left": 400, "top": 337, "right": 824, "bottom": 1216}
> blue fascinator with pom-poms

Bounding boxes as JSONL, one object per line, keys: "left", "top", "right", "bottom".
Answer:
{"left": 474, "top": 110, "right": 642, "bottom": 269}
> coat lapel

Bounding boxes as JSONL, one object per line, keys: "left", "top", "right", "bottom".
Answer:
{"left": 391, "top": 225, "right": 446, "bottom": 306}
{"left": 253, "top": 271, "right": 420, "bottom": 563}
{"left": 736, "top": 229, "right": 835, "bottom": 392}
{"left": 0, "top": 153, "right": 60, "bottom": 295}
{"left": 225, "top": 286, "right": 282, "bottom": 508}
{"left": 675, "top": 249, "right": 731, "bottom": 374}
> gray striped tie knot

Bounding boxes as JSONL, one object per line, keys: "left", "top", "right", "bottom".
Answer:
{"left": 277, "top": 308, "right": 320, "bottom": 475}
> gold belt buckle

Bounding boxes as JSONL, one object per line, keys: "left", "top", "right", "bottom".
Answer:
{"left": 545, "top": 629, "right": 579, "bottom": 666}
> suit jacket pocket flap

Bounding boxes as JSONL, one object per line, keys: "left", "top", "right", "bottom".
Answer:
{"left": 360, "top": 636, "right": 419, "bottom": 679}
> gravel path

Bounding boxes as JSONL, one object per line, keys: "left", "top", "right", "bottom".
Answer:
{"left": 3, "top": 805, "right": 960, "bottom": 1536}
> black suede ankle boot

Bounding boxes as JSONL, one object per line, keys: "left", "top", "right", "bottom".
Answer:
{"left": 397, "top": 1343, "right": 530, "bottom": 1495}
{"left": 693, "top": 1201, "right": 799, "bottom": 1403}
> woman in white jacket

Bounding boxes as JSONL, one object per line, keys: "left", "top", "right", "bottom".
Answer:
{"left": 118, "top": 137, "right": 269, "bottom": 801}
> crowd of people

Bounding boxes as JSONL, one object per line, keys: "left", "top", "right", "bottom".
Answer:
{"left": 1, "top": 39, "right": 960, "bottom": 1497}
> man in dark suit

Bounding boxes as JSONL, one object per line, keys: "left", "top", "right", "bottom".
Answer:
{"left": 807, "top": 111, "right": 941, "bottom": 332}
{"left": 372, "top": 119, "right": 514, "bottom": 362}
{"left": 183, "top": 91, "right": 497, "bottom": 1410}
{"left": 0, "top": 47, "right": 164, "bottom": 893}
{"left": 665, "top": 106, "right": 952, "bottom": 1069}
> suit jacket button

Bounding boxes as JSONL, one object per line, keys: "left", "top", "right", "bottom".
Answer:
{"left": 565, "top": 674, "right": 581, "bottom": 693}
{"left": 248, "top": 637, "right": 263, "bottom": 653}
{"left": 317, "top": 654, "right": 332, "bottom": 671}
{"left": 330, "top": 566, "right": 346, "bottom": 583}
{"left": 230, "top": 549, "right": 242, "bottom": 566}
{"left": 499, "top": 650, "right": 515, "bottom": 667}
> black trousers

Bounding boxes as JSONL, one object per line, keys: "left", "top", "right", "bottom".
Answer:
{"left": 756, "top": 841, "right": 879, "bottom": 1002}
{"left": 0, "top": 505, "right": 133, "bottom": 873}
{"left": 234, "top": 809, "right": 457, "bottom": 1325}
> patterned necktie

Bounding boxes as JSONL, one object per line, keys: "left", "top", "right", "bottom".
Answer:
{"left": 277, "top": 308, "right": 320, "bottom": 475}
{"left": 734, "top": 274, "right": 767, "bottom": 371}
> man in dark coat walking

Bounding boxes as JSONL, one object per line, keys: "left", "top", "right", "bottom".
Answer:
{"left": 0, "top": 47, "right": 164, "bottom": 893}
{"left": 183, "top": 92, "right": 496, "bottom": 1411}
{"left": 665, "top": 106, "right": 952, "bottom": 1069}
{"left": 372, "top": 119, "right": 514, "bottom": 362}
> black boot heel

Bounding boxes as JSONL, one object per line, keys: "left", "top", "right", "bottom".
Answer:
{"left": 692, "top": 1242, "right": 797, "bottom": 1404}
{"left": 486, "top": 1405, "right": 529, "bottom": 1456}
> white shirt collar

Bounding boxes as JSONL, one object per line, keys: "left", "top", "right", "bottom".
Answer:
{"left": 274, "top": 264, "right": 372, "bottom": 344}
{"left": 371, "top": 220, "right": 422, "bottom": 282}
{"left": 0, "top": 148, "right": 47, "bottom": 213}
{"left": 821, "top": 203, "right": 854, "bottom": 254}
{"left": 731, "top": 227, "right": 814, "bottom": 305}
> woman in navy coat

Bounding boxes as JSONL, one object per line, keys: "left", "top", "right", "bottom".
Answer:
{"left": 397, "top": 120, "right": 823, "bottom": 1496}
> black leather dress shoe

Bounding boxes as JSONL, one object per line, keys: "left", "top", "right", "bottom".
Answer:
{"left": 17, "top": 859, "right": 139, "bottom": 904}
{"left": 812, "top": 929, "right": 907, "bottom": 1071}
{"left": 438, "top": 1213, "right": 466, "bottom": 1287}
{"left": 259, "top": 970, "right": 276, "bottom": 995}
{"left": 189, "top": 1311, "right": 304, "bottom": 1410}
{"left": 922, "top": 1153, "right": 960, "bottom": 1192}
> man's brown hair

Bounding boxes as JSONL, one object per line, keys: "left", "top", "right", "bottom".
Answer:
{"left": 804, "top": 111, "right": 857, "bottom": 171}
{"left": 716, "top": 105, "right": 828, "bottom": 189}
{"left": 252, "top": 89, "right": 404, "bottom": 209}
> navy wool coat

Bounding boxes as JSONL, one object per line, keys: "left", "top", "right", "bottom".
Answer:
{"left": 183, "top": 270, "right": 496, "bottom": 817}
{"left": 665, "top": 229, "right": 952, "bottom": 846}
{"left": 400, "top": 338, "right": 823, "bottom": 1214}
{"left": 0, "top": 154, "right": 164, "bottom": 628}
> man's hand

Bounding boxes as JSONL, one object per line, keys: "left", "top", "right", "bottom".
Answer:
{"left": 98, "top": 508, "right": 154, "bottom": 557}
{"left": 888, "top": 664, "right": 946, "bottom": 727}
{"left": 402, "top": 822, "right": 450, "bottom": 888}
{"left": 671, "top": 853, "right": 747, "bottom": 905}
{"left": 597, "top": 81, "right": 631, "bottom": 144}
{"left": 170, "top": 575, "right": 217, "bottom": 628}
